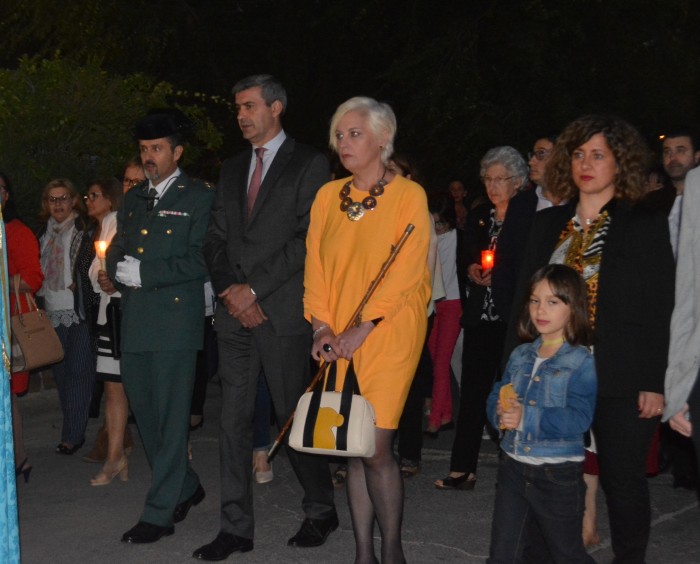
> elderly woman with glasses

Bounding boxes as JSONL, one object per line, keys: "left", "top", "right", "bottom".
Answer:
{"left": 435, "top": 146, "right": 528, "bottom": 491}
{"left": 37, "top": 179, "right": 98, "bottom": 455}
{"left": 305, "top": 96, "right": 431, "bottom": 563}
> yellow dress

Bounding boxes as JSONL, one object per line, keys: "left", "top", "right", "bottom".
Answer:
{"left": 304, "top": 175, "right": 431, "bottom": 428}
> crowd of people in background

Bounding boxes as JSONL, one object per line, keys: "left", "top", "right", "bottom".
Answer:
{"left": 2, "top": 73, "right": 700, "bottom": 563}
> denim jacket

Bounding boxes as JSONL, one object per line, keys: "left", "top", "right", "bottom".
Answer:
{"left": 487, "top": 338, "right": 597, "bottom": 458}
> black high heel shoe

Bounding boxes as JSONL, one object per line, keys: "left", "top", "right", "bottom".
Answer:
{"left": 15, "top": 459, "right": 32, "bottom": 483}
{"left": 435, "top": 473, "right": 476, "bottom": 491}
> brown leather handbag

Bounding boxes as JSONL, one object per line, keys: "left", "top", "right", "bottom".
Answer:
{"left": 11, "top": 278, "right": 64, "bottom": 372}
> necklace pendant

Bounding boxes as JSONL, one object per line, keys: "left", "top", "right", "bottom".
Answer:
{"left": 347, "top": 202, "right": 365, "bottom": 221}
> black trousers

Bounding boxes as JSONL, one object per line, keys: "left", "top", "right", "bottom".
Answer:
{"left": 397, "top": 315, "right": 432, "bottom": 461}
{"left": 593, "top": 396, "right": 659, "bottom": 563}
{"left": 216, "top": 321, "right": 335, "bottom": 538}
{"left": 190, "top": 316, "right": 217, "bottom": 417}
{"left": 450, "top": 321, "right": 506, "bottom": 474}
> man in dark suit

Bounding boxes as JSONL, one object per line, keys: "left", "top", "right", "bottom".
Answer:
{"left": 492, "top": 135, "right": 561, "bottom": 321}
{"left": 107, "top": 110, "right": 214, "bottom": 544}
{"left": 195, "top": 74, "right": 336, "bottom": 560}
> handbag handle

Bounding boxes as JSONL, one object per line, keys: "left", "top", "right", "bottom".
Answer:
{"left": 302, "top": 360, "right": 361, "bottom": 451}
{"left": 12, "top": 275, "right": 38, "bottom": 318}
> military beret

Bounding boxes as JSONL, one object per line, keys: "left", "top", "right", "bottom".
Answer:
{"left": 134, "top": 108, "right": 195, "bottom": 140}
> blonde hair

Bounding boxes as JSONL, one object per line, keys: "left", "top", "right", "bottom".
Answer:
{"left": 329, "top": 96, "right": 396, "bottom": 164}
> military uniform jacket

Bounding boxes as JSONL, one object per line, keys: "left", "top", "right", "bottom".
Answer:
{"left": 107, "top": 173, "right": 215, "bottom": 352}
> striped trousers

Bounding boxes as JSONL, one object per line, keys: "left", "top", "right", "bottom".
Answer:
{"left": 53, "top": 322, "right": 95, "bottom": 446}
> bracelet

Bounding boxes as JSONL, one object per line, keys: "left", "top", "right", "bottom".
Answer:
{"left": 312, "top": 325, "right": 330, "bottom": 340}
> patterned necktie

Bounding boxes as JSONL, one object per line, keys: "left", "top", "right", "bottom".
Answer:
{"left": 147, "top": 187, "right": 157, "bottom": 211}
{"left": 247, "top": 147, "right": 266, "bottom": 217}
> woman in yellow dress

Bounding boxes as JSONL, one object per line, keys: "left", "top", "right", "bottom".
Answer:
{"left": 304, "top": 97, "right": 431, "bottom": 564}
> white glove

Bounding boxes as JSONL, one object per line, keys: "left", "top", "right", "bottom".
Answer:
{"left": 115, "top": 255, "right": 142, "bottom": 288}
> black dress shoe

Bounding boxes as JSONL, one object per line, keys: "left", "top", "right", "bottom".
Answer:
{"left": 287, "top": 514, "right": 339, "bottom": 547}
{"left": 174, "top": 484, "right": 206, "bottom": 523}
{"left": 121, "top": 521, "right": 174, "bottom": 544}
{"left": 193, "top": 532, "right": 253, "bottom": 560}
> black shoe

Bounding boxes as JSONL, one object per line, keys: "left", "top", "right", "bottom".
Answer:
{"left": 287, "top": 514, "right": 339, "bottom": 547}
{"left": 435, "top": 473, "right": 477, "bottom": 491}
{"left": 15, "top": 458, "right": 32, "bottom": 484}
{"left": 174, "top": 484, "right": 206, "bottom": 523}
{"left": 121, "top": 521, "right": 174, "bottom": 544}
{"left": 193, "top": 532, "right": 253, "bottom": 560}
{"left": 55, "top": 441, "right": 85, "bottom": 455}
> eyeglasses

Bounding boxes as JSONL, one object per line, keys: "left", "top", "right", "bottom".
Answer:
{"left": 528, "top": 150, "right": 550, "bottom": 161}
{"left": 83, "top": 192, "right": 103, "bottom": 201}
{"left": 482, "top": 176, "right": 514, "bottom": 186}
{"left": 123, "top": 178, "right": 144, "bottom": 188}
{"left": 47, "top": 194, "right": 71, "bottom": 204}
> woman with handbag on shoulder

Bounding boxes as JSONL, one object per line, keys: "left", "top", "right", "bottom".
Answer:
{"left": 304, "top": 97, "right": 431, "bottom": 564}
{"left": 36, "top": 179, "right": 98, "bottom": 456}
{"left": 1, "top": 172, "right": 43, "bottom": 482}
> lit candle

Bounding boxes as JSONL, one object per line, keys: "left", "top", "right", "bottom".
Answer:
{"left": 95, "top": 240, "right": 108, "bottom": 271}
{"left": 481, "top": 250, "right": 494, "bottom": 271}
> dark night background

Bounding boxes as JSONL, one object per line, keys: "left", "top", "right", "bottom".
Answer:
{"left": 0, "top": 0, "right": 698, "bottom": 217}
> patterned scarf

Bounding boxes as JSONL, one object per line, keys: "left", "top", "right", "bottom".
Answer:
{"left": 550, "top": 210, "right": 611, "bottom": 328}
{"left": 41, "top": 213, "right": 77, "bottom": 291}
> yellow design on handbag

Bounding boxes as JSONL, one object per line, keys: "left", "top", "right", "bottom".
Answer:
{"left": 314, "top": 407, "right": 345, "bottom": 449}
{"left": 289, "top": 360, "right": 375, "bottom": 457}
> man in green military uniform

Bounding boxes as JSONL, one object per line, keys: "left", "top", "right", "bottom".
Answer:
{"left": 107, "top": 110, "right": 214, "bottom": 544}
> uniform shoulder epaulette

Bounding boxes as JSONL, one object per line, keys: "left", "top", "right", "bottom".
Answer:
{"left": 189, "top": 178, "right": 215, "bottom": 191}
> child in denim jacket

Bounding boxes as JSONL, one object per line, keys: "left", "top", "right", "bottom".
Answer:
{"left": 486, "top": 264, "right": 596, "bottom": 563}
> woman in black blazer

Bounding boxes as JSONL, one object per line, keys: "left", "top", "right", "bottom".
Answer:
{"left": 506, "top": 115, "right": 674, "bottom": 563}
{"left": 435, "top": 146, "right": 528, "bottom": 491}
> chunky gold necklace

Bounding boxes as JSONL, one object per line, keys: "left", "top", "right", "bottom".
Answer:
{"left": 541, "top": 337, "right": 565, "bottom": 347}
{"left": 339, "top": 172, "right": 387, "bottom": 222}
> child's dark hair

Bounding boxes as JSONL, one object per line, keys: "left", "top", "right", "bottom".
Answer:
{"left": 517, "top": 264, "right": 594, "bottom": 346}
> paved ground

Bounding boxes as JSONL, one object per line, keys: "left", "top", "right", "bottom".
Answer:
{"left": 15, "top": 385, "right": 700, "bottom": 563}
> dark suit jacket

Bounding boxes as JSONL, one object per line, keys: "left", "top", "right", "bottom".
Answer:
{"left": 504, "top": 199, "right": 675, "bottom": 397}
{"left": 107, "top": 173, "right": 215, "bottom": 352}
{"left": 203, "top": 136, "right": 330, "bottom": 336}
{"left": 491, "top": 188, "right": 538, "bottom": 321}
{"left": 642, "top": 183, "right": 677, "bottom": 216}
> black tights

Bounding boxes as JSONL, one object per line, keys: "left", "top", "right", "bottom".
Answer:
{"left": 347, "top": 428, "right": 406, "bottom": 564}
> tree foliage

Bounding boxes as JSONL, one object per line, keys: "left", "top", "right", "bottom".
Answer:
{"left": 0, "top": 56, "right": 223, "bottom": 225}
{"left": 1, "top": 0, "right": 699, "bottom": 194}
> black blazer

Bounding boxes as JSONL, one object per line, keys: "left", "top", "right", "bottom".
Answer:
{"left": 642, "top": 183, "right": 677, "bottom": 216}
{"left": 491, "top": 188, "right": 538, "bottom": 321}
{"left": 203, "top": 136, "right": 330, "bottom": 336}
{"left": 504, "top": 199, "right": 675, "bottom": 398}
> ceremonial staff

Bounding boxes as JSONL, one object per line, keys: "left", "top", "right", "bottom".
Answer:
{"left": 268, "top": 223, "right": 416, "bottom": 459}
